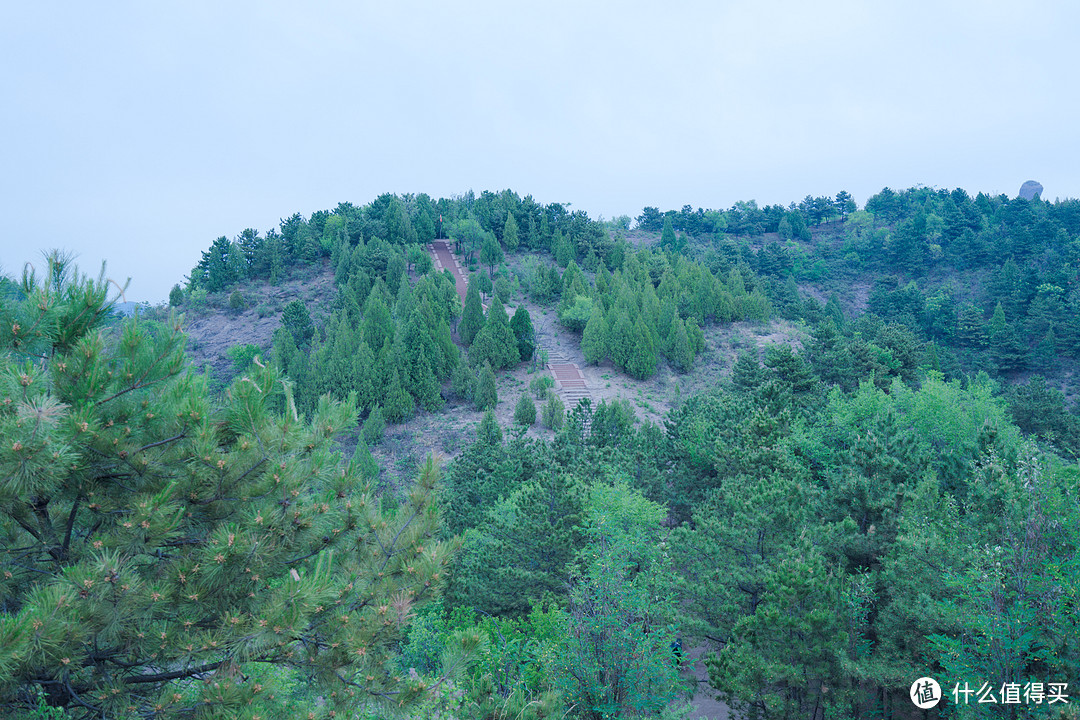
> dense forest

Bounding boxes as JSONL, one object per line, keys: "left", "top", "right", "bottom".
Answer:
{"left": 2, "top": 185, "right": 1078, "bottom": 719}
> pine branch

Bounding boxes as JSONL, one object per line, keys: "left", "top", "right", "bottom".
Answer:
{"left": 61, "top": 495, "right": 80, "bottom": 559}
{"left": 122, "top": 659, "right": 225, "bottom": 684}
{"left": 134, "top": 433, "right": 186, "bottom": 454}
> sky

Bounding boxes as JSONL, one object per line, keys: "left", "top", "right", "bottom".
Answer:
{"left": 2, "top": 1, "right": 1078, "bottom": 303}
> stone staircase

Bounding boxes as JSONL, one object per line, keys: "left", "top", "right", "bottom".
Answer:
{"left": 544, "top": 346, "right": 592, "bottom": 431}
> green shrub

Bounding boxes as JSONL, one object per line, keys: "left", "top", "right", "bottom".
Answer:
{"left": 541, "top": 392, "right": 565, "bottom": 430}
{"left": 225, "top": 343, "right": 262, "bottom": 373}
{"left": 228, "top": 290, "right": 246, "bottom": 312}
{"left": 514, "top": 394, "right": 537, "bottom": 425}
{"left": 362, "top": 405, "right": 386, "bottom": 446}
{"left": 530, "top": 374, "right": 554, "bottom": 400}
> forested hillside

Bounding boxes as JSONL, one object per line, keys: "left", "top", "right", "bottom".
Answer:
{"left": 2, "top": 185, "right": 1079, "bottom": 718}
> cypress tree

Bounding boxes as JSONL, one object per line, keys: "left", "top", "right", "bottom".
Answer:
{"left": 477, "top": 409, "right": 503, "bottom": 445}
{"left": 669, "top": 315, "right": 694, "bottom": 372}
{"left": 382, "top": 365, "right": 416, "bottom": 422}
{"left": 459, "top": 279, "right": 484, "bottom": 347}
{"left": 582, "top": 305, "right": 608, "bottom": 365}
{"left": 362, "top": 292, "right": 394, "bottom": 351}
{"left": 481, "top": 233, "right": 504, "bottom": 277}
{"left": 475, "top": 361, "right": 499, "bottom": 410}
{"left": 470, "top": 295, "right": 519, "bottom": 370}
{"left": 399, "top": 310, "right": 444, "bottom": 411}
{"left": 510, "top": 305, "right": 536, "bottom": 363}
{"left": 451, "top": 360, "right": 477, "bottom": 402}
{"left": 541, "top": 392, "right": 565, "bottom": 430}
{"left": 661, "top": 215, "right": 677, "bottom": 249}
{"left": 514, "top": 393, "right": 537, "bottom": 425}
{"left": 608, "top": 308, "right": 635, "bottom": 372}
{"left": 625, "top": 314, "right": 659, "bottom": 380}
{"left": 503, "top": 212, "right": 520, "bottom": 252}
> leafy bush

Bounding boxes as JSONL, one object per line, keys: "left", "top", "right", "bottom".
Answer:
{"left": 530, "top": 374, "right": 554, "bottom": 400}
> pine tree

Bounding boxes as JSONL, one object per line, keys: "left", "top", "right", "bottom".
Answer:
{"left": 475, "top": 361, "right": 498, "bottom": 410}
{"left": 988, "top": 302, "right": 1027, "bottom": 373}
{"left": 459, "top": 279, "right": 484, "bottom": 347}
{"left": 0, "top": 257, "right": 457, "bottom": 717}
{"left": 281, "top": 299, "right": 315, "bottom": 347}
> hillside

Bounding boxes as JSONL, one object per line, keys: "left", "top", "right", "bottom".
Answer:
{"left": 37, "top": 184, "right": 1071, "bottom": 719}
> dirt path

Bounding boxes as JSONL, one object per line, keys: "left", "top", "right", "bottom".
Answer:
{"left": 429, "top": 240, "right": 468, "bottom": 305}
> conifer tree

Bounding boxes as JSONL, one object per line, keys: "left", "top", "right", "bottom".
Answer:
{"left": 459, "top": 279, "right": 484, "bottom": 347}
{"left": 669, "top": 315, "right": 694, "bottom": 372}
{"left": 451, "top": 360, "right": 477, "bottom": 403}
{"left": 660, "top": 215, "right": 677, "bottom": 249}
{"left": 477, "top": 409, "right": 503, "bottom": 445}
{"left": 988, "top": 302, "right": 1027, "bottom": 373}
{"left": 731, "top": 350, "right": 764, "bottom": 391}
{"left": 509, "top": 305, "right": 536, "bottom": 363}
{"left": 502, "top": 212, "right": 520, "bottom": 252}
{"left": 281, "top": 299, "right": 315, "bottom": 347}
{"left": 514, "top": 393, "right": 537, "bottom": 425}
{"left": 480, "top": 234, "right": 504, "bottom": 278}
{"left": 351, "top": 338, "right": 377, "bottom": 410}
{"left": 581, "top": 305, "right": 608, "bottom": 365}
{"left": 469, "top": 296, "right": 519, "bottom": 370}
{"left": 0, "top": 257, "right": 456, "bottom": 717}
{"left": 398, "top": 310, "right": 444, "bottom": 412}
{"left": 625, "top": 315, "right": 659, "bottom": 380}
{"left": 608, "top": 308, "right": 635, "bottom": 372}
{"left": 541, "top": 393, "right": 565, "bottom": 430}
{"left": 362, "top": 404, "right": 386, "bottom": 445}
{"left": 382, "top": 365, "right": 416, "bottom": 422}
{"left": 474, "top": 361, "right": 498, "bottom": 410}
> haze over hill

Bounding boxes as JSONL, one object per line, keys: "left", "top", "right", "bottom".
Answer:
{"left": 5, "top": 3, "right": 1078, "bottom": 303}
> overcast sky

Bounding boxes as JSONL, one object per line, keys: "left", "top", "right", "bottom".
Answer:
{"left": 2, "top": 1, "right": 1077, "bottom": 302}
